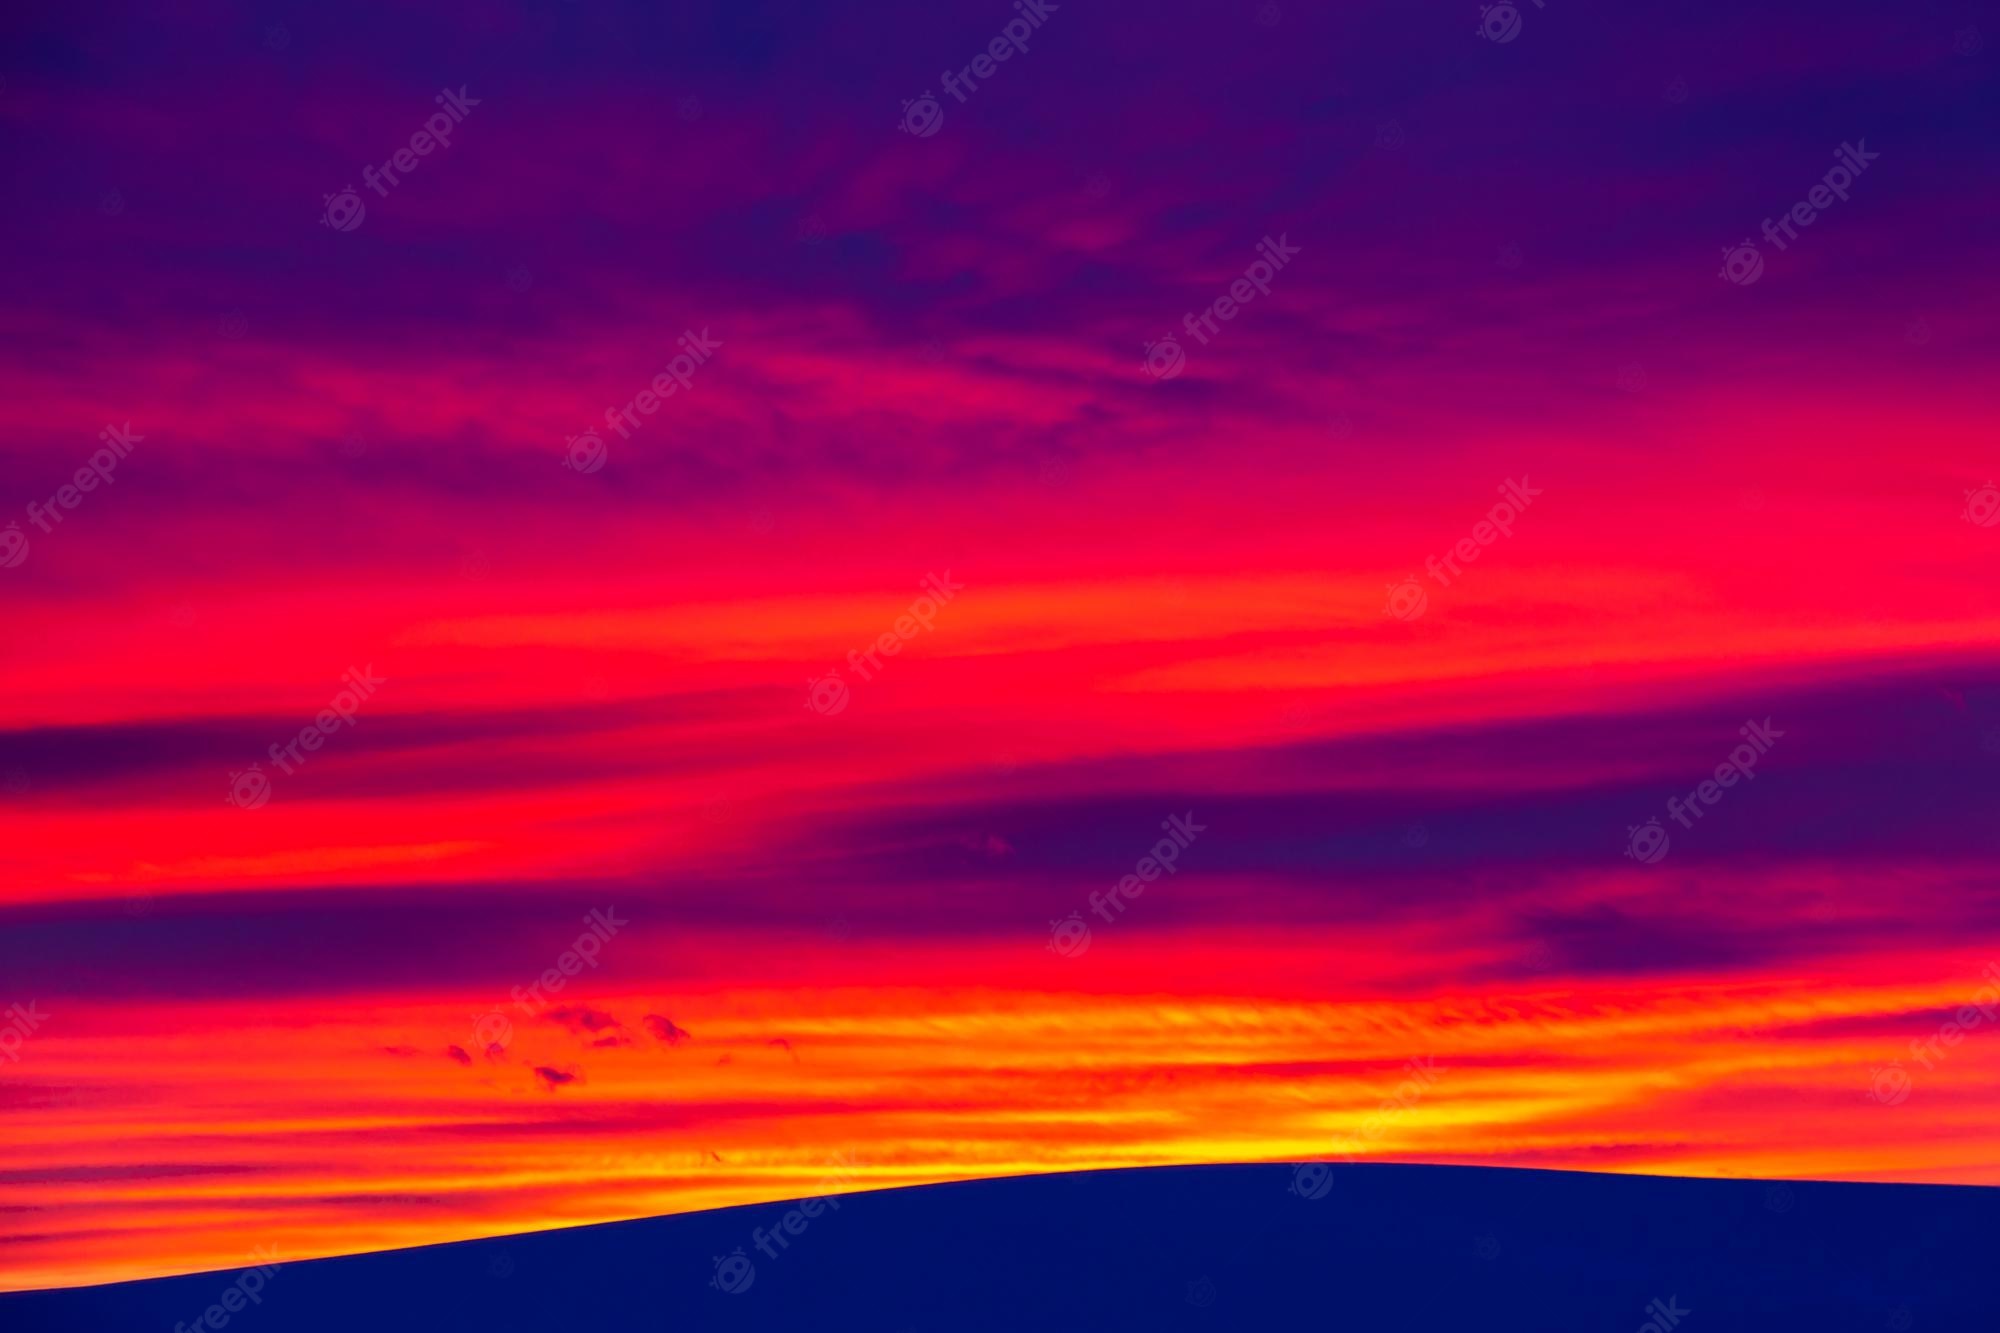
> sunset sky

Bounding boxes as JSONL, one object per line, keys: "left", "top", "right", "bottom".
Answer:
{"left": 3, "top": 0, "right": 1999, "bottom": 1295}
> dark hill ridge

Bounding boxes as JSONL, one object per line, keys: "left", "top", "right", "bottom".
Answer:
{"left": 5, "top": 1163, "right": 1996, "bottom": 1330}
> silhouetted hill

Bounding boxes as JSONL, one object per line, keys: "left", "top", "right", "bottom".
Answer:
{"left": 7, "top": 1164, "right": 1996, "bottom": 1330}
